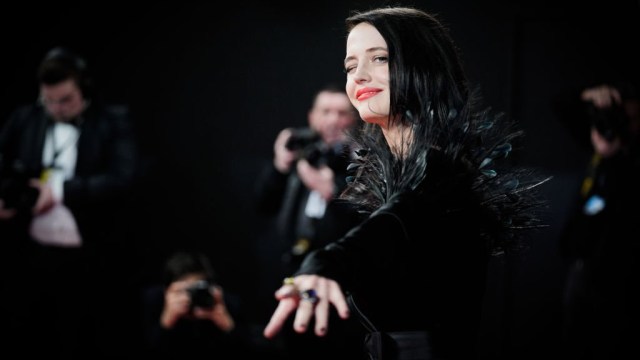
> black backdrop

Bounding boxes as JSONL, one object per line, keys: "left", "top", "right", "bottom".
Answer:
{"left": 1, "top": 1, "right": 638, "bottom": 358}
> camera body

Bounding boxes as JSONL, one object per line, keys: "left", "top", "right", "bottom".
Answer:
{"left": 0, "top": 159, "right": 40, "bottom": 213}
{"left": 285, "top": 128, "right": 321, "bottom": 151}
{"left": 588, "top": 102, "right": 630, "bottom": 142}
{"left": 186, "top": 280, "right": 215, "bottom": 309}
{"left": 285, "top": 128, "right": 328, "bottom": 168}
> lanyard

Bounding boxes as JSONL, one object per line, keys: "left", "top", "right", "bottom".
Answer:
{"left": 46, "top": 123, "right": 79, "bottom": 170}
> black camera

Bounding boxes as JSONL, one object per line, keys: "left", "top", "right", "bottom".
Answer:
{"left": 186, "top": 280, "right": 215, "bottom": 309}
{"left": 587, "top": 101, "right": 630, "bottom": 142}
{"left": 0, "top": 159, "right": 40, "bottom": 213}
{"left": 285, "top": 128, "right": 327, "bottom": 168}
{"left": 285, "top": 128, "right": 321, "bottom": 151}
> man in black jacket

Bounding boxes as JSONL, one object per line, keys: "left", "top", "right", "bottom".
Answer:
{"left": 0, "top": 47, "right": 138, "bottom": 359}
{"left": 255, "top": 84, "right": 360, "bottom": 275}
{"left": 558, "top": 83, "right": 640, "bottom": 359}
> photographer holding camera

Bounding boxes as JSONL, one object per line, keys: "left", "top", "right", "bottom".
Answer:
{"left": 557, "top": 82, "right": 640, "bottom": 359}
{"left": 0, "top": 47, "right": 138, "bottom": 358}
{"left": 254, "top": 84, "right": 365, "bottom": 359}
{"left": 256, "top": 84, "right": 360, "bottom": 272}
{"left": 142, "top": 251, "right": 253, "bottom": 359}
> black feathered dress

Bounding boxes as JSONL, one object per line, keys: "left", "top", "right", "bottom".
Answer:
{"left": 294, "top": 96, "right": 548, "bottom": 360}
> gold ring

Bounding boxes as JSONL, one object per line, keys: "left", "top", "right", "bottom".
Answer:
{"left": 280, "top": 277, "right": 299, "bottom": 297}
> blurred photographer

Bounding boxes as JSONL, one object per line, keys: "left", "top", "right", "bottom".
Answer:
{"left": 0, "top": 46, "right": 138, "bottom": 358}
{"left": 253, "top": 84, "right": 365, "bottom": 360}
{"left": 256, "top": 84, "right": 360, "bottom": 270}
{"left": 557, "top": 83, "right": 640, "bottom": 359}
{"left": 142, "top": 251, "right": 252, "bottom": 359}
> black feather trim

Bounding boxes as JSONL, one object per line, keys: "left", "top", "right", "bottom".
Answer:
{"left": 340, "top": 90, "right": 550, "bottom": 254}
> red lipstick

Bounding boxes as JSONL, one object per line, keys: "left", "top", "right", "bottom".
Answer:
{"left": 356, "top": 87, "right": 382, "bottom": 101}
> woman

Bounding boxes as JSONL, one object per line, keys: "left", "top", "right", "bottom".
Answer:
{"left": 264, "top": 7, "right": 547, "bottom": 359}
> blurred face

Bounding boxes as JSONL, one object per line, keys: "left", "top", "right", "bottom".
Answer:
{"left": 308, "top": 91, "right": 356, "bottom": 145}
{"left": 39, "top": 79, "right": 85, "bottom": 122}
{"left": 344, "top": 22, "right": 390, "bottom": 128}
{"left": 179, "top": 273, "right": 207, "bottom": 284}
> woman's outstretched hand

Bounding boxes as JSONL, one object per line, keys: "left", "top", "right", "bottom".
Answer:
{"left": 263, "top": 274, "right": 350, "bottom": 338}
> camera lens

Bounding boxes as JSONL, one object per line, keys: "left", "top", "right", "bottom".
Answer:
{"left": 187, "top": 280, "right": 214, "bottom": 309}
{"left": 285, "top": 128, "right": 321, "bottom": 151}
{"left": 588, "top": 102, "right": 629, "bottom": 142}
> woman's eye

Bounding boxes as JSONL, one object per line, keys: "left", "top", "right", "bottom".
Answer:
{"left": 344, "top": 65, "right": 356, "bottom": 74}
{"left": 373, "top": 56, "right": 388, "bottom": 63}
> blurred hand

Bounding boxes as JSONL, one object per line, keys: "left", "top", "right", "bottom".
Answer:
{"left": 161, "top": 280, "right": 192, "bottom": 329}
{"left": 274, "top": 128, "right": 296, "bottom": 173}
{"left": 0, "top": 199, "right": 17, "bottom": 220}
{"left": 296, "top": 160, "right": 335, "bottom": 201}
{"left": 591, "top": 126, "right": 622, "bottom": 158}
{"left": 30, "top": 179, "right": 55, "bottom": 215}
{"left": 192, "top": 285, "right": 235, "bottom": 332}
{"left": 162, "top": 279, "right": 236, "bottom": 332}
{"left": 263, "top": 274, "right": 349, "bottom": 339}
{"left": 581, "top": 84, "right": 621, "bottom": 109}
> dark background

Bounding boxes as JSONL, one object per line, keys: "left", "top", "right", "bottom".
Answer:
{"left": 1, "top": 1, "right": 638, "bottom": 358}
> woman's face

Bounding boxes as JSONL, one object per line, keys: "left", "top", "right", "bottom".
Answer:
{"left": 344, "top": 22, "right": 391, "bottom": 128}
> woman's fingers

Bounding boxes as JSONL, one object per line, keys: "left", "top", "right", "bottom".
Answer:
{"left": 264, "top": 275, "right": 349, "bottom": 338}
{"left": 313, "top": 279, "right": 329, "bottom": 336}
{"left": 327, "top": 281, "right": 350, "bottom": 319}
{"left": 263, "top": 297, "right": 298, "bottom": 338}
{"left": 294, "top": 291, "right": 317, "bottom": 333}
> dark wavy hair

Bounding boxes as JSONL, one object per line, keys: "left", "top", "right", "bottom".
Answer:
{"left": 346, "top": 7, "right": 468, "bottom": 129}
{"left": 341, "top": 7, "right": 549, "bottom": 254}
{"left": 163, "top": 251, "right": 217, "bottom": 287}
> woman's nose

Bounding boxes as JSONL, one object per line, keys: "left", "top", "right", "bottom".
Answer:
{"left": 353, "top": 63, "right": 371, "bottom": 83}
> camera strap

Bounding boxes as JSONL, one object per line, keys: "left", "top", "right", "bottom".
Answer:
{"left": 48, "top": 125, "right": 79, "bottom": 168}
{"left": 40, "top": 122, "right": 80, "bottom": 188}
{"left": 44, "top": 122, "right": 80, "bottom": 171}
{"left": 580, "top": 153, "right": 602, "bottom": 198}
